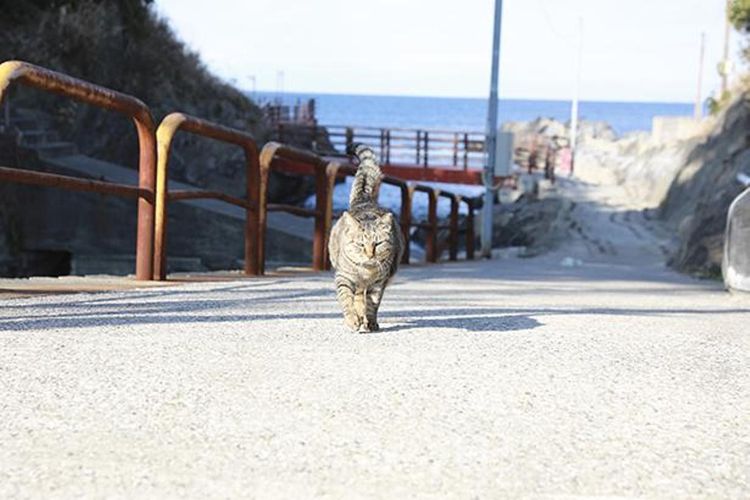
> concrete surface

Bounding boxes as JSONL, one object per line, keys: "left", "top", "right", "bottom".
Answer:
{"left": 1, "top": 179, "right": 749, "bottom": 498}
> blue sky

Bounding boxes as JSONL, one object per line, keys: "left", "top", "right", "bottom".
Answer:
{"left": 155, "top": 0, "right": 741, "bottom": 102}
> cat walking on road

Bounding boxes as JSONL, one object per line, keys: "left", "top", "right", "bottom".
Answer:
{"left": 328, "top": 143, "right": 404, "bottom": 332}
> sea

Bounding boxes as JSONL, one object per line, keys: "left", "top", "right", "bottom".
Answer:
{"left": 254, "top": 91, "right": 695, "bottom": 136}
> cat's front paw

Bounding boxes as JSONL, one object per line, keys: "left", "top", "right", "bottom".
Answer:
{"left": 343, "top": 312, "right": 361, "bottom": 332}
{"left": 358, "top": 319, "right": 379, "bottom": 333}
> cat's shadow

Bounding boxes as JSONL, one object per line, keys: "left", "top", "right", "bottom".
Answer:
{"left": 371, "top": 314, "right": 541, "bottom": 334}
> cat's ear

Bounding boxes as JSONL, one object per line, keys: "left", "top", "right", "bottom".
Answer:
{"left": 378, "top": 212, "right": 394, "bottom": 226}
{"left": 341, "top": 211, "right": 360, "bottom": 228}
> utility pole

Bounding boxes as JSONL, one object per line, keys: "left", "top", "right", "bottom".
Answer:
{"left": 695, "top": 32, "right": 705, "bottom": 120}
{"left": 481, "top": 0, "right": 503, "bottom": 258}
{"left": 569, "top": 16, "right": 583, "bottom": 176}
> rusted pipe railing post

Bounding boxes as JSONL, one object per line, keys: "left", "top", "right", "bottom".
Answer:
{"left": 323, "top": 162, "right": 342, "bottom": 271}
{"left": 257, "top": 147, "right": 272, "bottom": 275}
{"left": 426, "top": 187, "right": 438, "bottom": 262}
{"left": 409, "top": 185, "right": 438, "bottom": 263}
{"left": 399, "top": 184, "right": 412, "bottom": 264}
{"left": 0, "top": 60, "right": 156, "bottom": 280}
{"left": 466, "top": 199, "right": 476, "bottom": 260}
{"left": 313, "top": 164, "right": 328, "bottom": 271}
{"left": 153, "top": 112, "right": 260, "bottom": 280}
{"left": 448, "top": 194, "right": 460, "bottom": 261}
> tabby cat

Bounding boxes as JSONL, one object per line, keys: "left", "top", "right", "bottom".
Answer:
{"left": 328, "top": 143, "right": 405, "bottom": 332}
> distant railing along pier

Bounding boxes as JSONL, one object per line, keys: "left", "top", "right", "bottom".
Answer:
{"left": 275, "top": 123, "right": 498, "bottom": 185}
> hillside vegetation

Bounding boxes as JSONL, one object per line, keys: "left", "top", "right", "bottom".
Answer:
{"left": 0, "top": 0, "right": 266, "bottom": 194}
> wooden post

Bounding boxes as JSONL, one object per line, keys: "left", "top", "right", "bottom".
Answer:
{"left": 423, "top": 131, "right": 429, "bottom": 167}
{"left": 453, "top": 133, "right": 459, "bottom": 167}
{"left": 463, "top": 133, "right": 469, "bottom": 169}
{"left": 386, "top": 129, "right": 391, "bottom": 164}
{"left": 345, "top": 127, "right": 354, "bottom": 153}
{"left": 416, "top": 130, "right": 421, "bottom": 165}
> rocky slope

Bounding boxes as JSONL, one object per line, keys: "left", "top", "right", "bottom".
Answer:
{"left": 659, "top": 95, "right": 750, "bottom": 276}
{"left": 573, "top": 97, "right": 749, "bottom": 277}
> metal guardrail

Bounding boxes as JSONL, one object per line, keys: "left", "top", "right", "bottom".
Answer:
{"left": 0, "top": 60, "right": 156, "bottom": 280}
{"left": 0, "top": 61, "right": 482, "bottom": 281}
{"left": 260, "top": 142, "right": 477, "bottom": 271}
{"left": 258, "top": 142, "right": 339, "bottom": 274}
{"left": 153, "top": 112, "right": 261, "bottom": 280}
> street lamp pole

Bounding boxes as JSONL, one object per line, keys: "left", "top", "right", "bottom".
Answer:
{"left": 481, "top": 0, "right": 503, "bottom": 258}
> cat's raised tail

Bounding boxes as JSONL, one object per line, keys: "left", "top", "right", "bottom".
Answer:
{"left": 347, "top": 143, "right": 383, "bottom": 206}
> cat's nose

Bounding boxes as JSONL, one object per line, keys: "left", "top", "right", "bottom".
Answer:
{"left": 366, "top": 245, "right": 375, "bottom": 258}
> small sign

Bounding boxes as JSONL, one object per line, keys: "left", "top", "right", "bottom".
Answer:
{"left": 494, "top": 131, "right": 514, "bottom": 176}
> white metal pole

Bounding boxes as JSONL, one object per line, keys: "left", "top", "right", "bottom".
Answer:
{"left": 481, "top": 0, "right": 503, "bottom": 258}
{"left": 569, "top": 17, "right": 582, "bottom": 174}
{"left": 695, "top": 32, "right": 705, "bottom": 120}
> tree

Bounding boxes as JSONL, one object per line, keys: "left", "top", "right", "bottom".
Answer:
{"left": 730, "top": 0, "right": 750, "bottom": 32}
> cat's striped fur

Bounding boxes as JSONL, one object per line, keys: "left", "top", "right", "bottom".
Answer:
{"left": 328, "top": 143, "right": 404, "bottom": 332}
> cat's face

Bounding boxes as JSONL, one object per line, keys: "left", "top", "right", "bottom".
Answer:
{"left": 342, "top": 212, "right": 396, "bottom": 268}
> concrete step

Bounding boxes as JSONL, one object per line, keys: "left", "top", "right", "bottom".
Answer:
{"left": 33, "top": 141, "right": 78, "bottom": 158}
{"left": 19, "top": 129, "right": 60, "bottom": 146}
{"left": 71, "top": 254, "right": 206, "bottom": 276}
{"left": 48, "top": 154, "right": 314, "bottom": 243}
{"left": 8, "top": 117, "right": 41, "bottom": 130}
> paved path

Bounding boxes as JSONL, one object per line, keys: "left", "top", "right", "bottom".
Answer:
{"left": 1, "top": 180, "right": 749, "bottom": 498}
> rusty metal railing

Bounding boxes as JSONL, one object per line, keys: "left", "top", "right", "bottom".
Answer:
{"left": 0, "top": 60, "right": 156, "bottom": 280}
{"left": 258, "top": 142, "right": 340, "bottom": 274}
{"left": 153, "top": 112, "right": 260, "bottom": 280}
{"left": 258, "top": 142, "right": 478, "bottom": 272}
{"left": 408, "top": 184, "right": 439, "bottom": 263}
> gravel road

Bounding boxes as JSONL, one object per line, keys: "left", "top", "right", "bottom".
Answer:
{"left": 1, "top": 180, "right": 749, "bottom": 498}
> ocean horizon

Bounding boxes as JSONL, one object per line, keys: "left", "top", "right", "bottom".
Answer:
{"left": 252, "top": 91, "right": 697, "bottom": 137}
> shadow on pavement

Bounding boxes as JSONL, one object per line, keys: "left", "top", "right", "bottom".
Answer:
{"left": 2, "top": 297, "right": 749, "bottom": 332}
{"left": 376, "top": 314, "right": 541, "bottom": 333}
